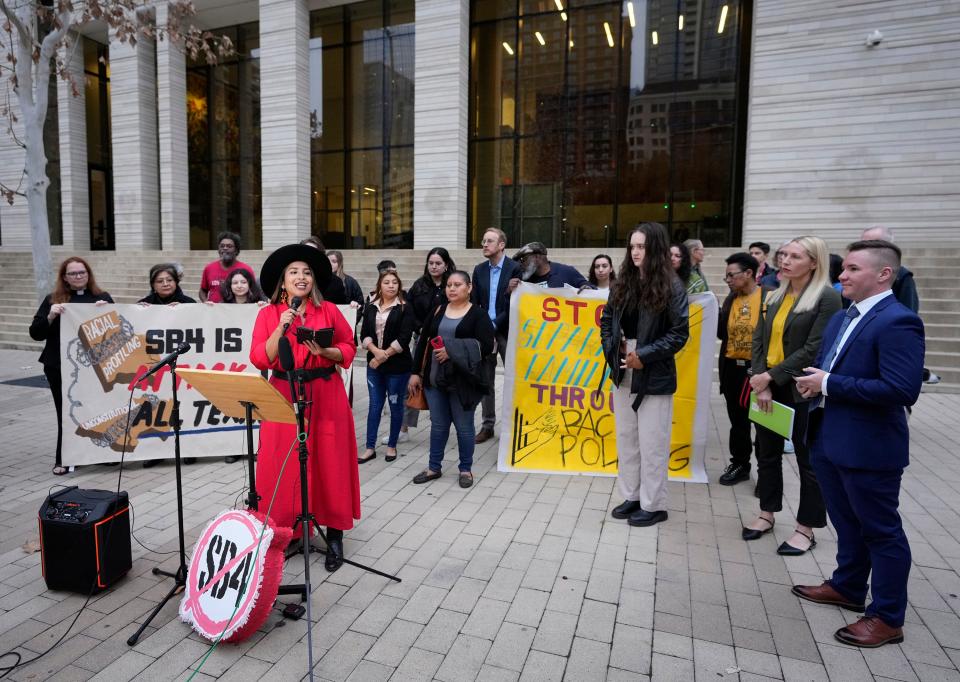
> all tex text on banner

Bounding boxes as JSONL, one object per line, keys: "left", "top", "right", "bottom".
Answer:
{"left": 497, "top": 284, "right": 716, "bottom": 483}
{"left": 58, "top": 303, "right": 355, "bottom": 466}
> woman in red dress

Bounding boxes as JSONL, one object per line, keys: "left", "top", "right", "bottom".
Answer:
{"left": 250, "top": 244, "right": 358, "bottom": 572}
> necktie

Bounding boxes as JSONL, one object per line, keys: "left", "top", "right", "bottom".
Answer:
{"left": 821, "top": 306, "right": 861, "bottom": 370}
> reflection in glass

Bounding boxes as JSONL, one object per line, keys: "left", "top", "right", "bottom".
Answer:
{"left": 309, "top": 1, "right": 414, "bottom": 248}
{"left": 468, "top": 0, "right": 746, "bottom": 247}
{"left": 187, "top": 23, "right": 262, "bottom": 249}
{"left": 84, "top": 37, "right": 113, "bottom": 250}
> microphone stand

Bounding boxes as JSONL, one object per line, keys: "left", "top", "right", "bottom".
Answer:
{"left": 127, "top": 361, "right": 189, "bottom": 646}
{"left": 285, "top": 365, "right": 317, "bottom": 680}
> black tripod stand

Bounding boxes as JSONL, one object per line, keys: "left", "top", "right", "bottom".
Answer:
{"left": 276, "top": 339, "right": 400, "bottom": 679}
{"left": 127, "top": 361, "right": 189, "bottom": 646}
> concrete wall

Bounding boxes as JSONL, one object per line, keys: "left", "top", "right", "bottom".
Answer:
{"left": 742, "top": 0, "right": 960, "bottom": 247}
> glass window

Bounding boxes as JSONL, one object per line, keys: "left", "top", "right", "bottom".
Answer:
{"left": 187, "top": 21, "right": 262, "bottom": 249}
{"left": 84, "top": 37, "right": 113, "bottom": 250}
{"left": 309, "top": 2, "right": 414, "bottom": 248}
{"left": 468, "top": 0, "right": 747, "bottom": 247}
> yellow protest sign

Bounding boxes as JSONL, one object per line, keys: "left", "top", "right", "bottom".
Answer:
{"left": 498, "top": 284, "right": 716, "bottom": 483}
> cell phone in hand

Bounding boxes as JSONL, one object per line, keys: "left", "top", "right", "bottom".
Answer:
{"left": 430, "top": 337, "right": 445, "bottom": 350}
{"left": 782, "top": 368, "right": 813, "bottom": 377}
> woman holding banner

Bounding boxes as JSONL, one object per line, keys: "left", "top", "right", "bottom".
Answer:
{"left": 30, "top": 257, "right": 114, "bottom": 475}
{"left": 743, "top": 236, "right": 841, "bottom": 556}
{"left": 250, "top": 244, "right": 358, "bottom": 572}
{"left": 601, "top": 223, "right": 689, "bottom": 527}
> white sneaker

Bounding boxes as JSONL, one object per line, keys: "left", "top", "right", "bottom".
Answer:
{"left": 924, "top": 371, "right": 941, "bottom": 385}
{"left": 381, "top": 431, "right": 409, "bottom": 445}
{"left": 783, "top": 439, "right": 795, "bottom": 454}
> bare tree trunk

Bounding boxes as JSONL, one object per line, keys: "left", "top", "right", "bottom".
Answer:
{"left": 24, "top": 112, "right": 52, "bottom": 302}
{"left": 4, "top": 1, "right": 69, "bottom": 301}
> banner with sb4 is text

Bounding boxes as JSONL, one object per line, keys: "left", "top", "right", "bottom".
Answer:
{"left": 58, "top": 303, "right": 355, "bottom": 466}
{"left": 497, "top": 284, "right": 716, "bottom": 483}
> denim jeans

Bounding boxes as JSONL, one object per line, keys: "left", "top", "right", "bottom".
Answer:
{"left": 425, "top": 387, "right": 475, "bottom": 473}
{"left": 366, "top": 366, "right": 410, "bottom": 449}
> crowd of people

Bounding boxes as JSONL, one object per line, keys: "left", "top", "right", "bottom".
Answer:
{"left": 29, "top": 225, "right": 928, "bottom": 645}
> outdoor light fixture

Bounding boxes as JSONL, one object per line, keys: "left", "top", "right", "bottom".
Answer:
{"left": 535, "top": 31, "right": 546, "bottom": 46}
{"left": 627, "top": 1, "right": 636, "bottom": 28}
{"left": 679, "top": 14, "right": 684, "bottom": 30}
{"left": 561, "top": 11, "right": 567, "bottom": 21}
{"left": 604, "top": 21, "right": 615, "bottom": 47}
{"left": 718, "top": 5, "right": 729, "bottom": 33}
{"left": 652, "top": 30, "right": 659, "bottom": 45}
{"left": 554, "top": 0, "right": 563, "bottom": 10}
{"left": 502, "top": 41, "right": 514, "bottom": 55}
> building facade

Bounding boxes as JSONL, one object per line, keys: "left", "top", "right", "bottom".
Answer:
{"left": 0, "top": 0, "right": 957, "bottom": 252}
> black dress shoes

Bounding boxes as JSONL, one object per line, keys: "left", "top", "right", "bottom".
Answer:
{"left": 719, "top": 463, "right": 750, "bottom": 485}
{"left": 741, "top": 517, "right": 774, "bottom": 540}
{"left": 611, "top": 500, "right": 642, "bottom": 519}
{"left": 777, "top": 530, "right": 816, "bottom": 556}
{"left": 628, "top": 509, "right": 668, "bottom": 527}
{"left": 325, "top": 528, "right": 344, "bottom": 572}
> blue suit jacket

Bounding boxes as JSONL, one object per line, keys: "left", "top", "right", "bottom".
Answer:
{"left": 811, "top": 294, "right": 924, "bottom": 470}
{"left": 471, "top": 256, "right": 521, "bottom": 336}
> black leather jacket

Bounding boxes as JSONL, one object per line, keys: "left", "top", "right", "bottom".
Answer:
{"left": 600, "top": 278, "right": 689, "bottom": 400}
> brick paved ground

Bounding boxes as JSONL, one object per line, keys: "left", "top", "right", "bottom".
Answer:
{"left": 0, "top": 348, "right": 958, "bottom": 681}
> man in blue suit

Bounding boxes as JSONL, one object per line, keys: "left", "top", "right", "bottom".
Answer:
{"left": 792, "top": 239, "right": 924, "bottom": 648}
{"left": 471, "top": 228, "right": 521, "bottom": 443}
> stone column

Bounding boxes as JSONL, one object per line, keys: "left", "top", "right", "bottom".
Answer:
{"left": 57, "top": 34, "right": 89, "bottom": 250}
{"left": 258, "top": 0, "right": 310, "bottom": 247}
{"left": 109, "top": 28, "right": 159, "bottom": 250}
{"left": 413, "top": 0, "right": 469, "bottom": 249}
{"left": 155, "top": 2, "right": 190, "bottom": 249}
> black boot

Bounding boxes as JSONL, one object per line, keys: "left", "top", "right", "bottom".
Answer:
{"left": 325, "top": 528, "right": 344, "bottom": 572}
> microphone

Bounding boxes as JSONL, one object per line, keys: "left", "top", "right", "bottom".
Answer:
{"left": 278, "top": 336, "right": 295, "bottom": 372}
{"left": 282, "top": 296, "right": 302, "bottom": 334}
{"left": 140, "top": 343, "right": 191, "bottom": 380}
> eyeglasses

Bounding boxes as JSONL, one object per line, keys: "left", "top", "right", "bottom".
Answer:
{"left": 154, "top": 278, "right": 176, "bottom": 285}
{"left": 481, "top": 238, "right": 499, "bottom": 245}
{"left": 723, "top": 271, "right": 746, "bottom": 280}
{"left": 65, "top": 271, "right": 88, "bottom": 278}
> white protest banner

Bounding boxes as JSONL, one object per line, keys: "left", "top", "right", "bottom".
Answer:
{"left": 58, "top": 303, "right": 355, "bottom": 466}
{"left": 497, "top": 284, "right": 717, "bottom": 483}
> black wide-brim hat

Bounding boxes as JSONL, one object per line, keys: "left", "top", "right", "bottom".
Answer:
{"left": 259, "top": 244, "right": 333, "bottom": 300}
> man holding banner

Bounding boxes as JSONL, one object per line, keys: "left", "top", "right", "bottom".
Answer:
{"left": 601, "top": 223, "right": 689, "bottom": 527}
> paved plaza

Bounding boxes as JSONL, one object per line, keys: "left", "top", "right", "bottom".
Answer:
{"left": 0, "top": 348, "right": 958, "bottom": 681}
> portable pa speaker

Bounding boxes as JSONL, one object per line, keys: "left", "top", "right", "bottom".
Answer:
{"left": 39, "top": 486, "right": 132, "bottom": 593}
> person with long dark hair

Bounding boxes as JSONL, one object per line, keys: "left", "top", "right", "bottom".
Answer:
{"left": 219, "top": 267, "right": 267, "bottom": 304}
{"left": 601, "top": 223, "right": 689, "bottom": 527}
{"left": 358, "top": 269, "right": 414, "bottom": 464}
{"left": 250, "top": 244, "right": 358, "bottom": 572}
{"left": 408, "top": 248, "right": 456, "bottom": 329}
{"left": 393, "top": 247, "right": 457, "bottom": 443}
{"left": 327, "top": 250, "right": 365, "bottom": 309}
{"left": 408, "top": 271, "right": 495, "bottom": 489}
{"left": 30, "top": 257, "right": 114, "bottom": 475}
{"left": 743, "top": 236, "right": 841, "bottom": 556}
{"left": 670, "top": 243, "right": 708, "bottom": 294}
{"left": 588, "top": 254, "right": 616, "bottom": 290}
{"left": 218, "top": 267, "right": 267, "bottom": 465}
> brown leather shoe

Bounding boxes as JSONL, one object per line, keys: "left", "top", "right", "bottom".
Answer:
{"left": 475, "top": 428, "right": 494, "bottom": 444}
{"left": 835, "top": 616, "right": 904, "bottom": 648}
{"left": 791, "top": 582, "right": 865, "bottom": 612}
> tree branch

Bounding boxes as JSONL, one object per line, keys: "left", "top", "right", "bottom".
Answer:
{"left": 0, "top": 1, "right": 38, "bottom": 54}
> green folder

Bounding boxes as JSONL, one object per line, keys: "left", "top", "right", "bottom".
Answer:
{"left": 748, "top": 393, "right": 795, "bottom": 439}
